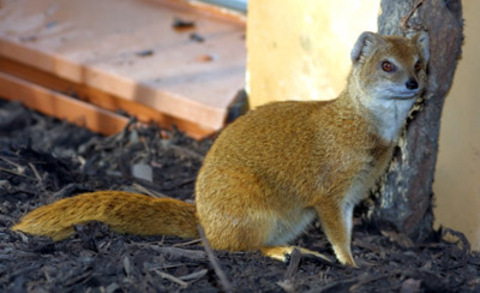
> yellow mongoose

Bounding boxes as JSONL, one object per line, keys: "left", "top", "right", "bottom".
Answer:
{"left": 12, "top": 31, "right": 429, "bottom": 267}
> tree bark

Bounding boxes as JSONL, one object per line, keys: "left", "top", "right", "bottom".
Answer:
{"left": 372, "top": 0, "right": 464, "bottom": 241}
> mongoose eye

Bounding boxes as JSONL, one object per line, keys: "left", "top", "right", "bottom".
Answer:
{"left": 381, "top": 61, "right": 395, "bottom": 72}
{"left": 414, "top": 61, "right": 422, "bottom": 73}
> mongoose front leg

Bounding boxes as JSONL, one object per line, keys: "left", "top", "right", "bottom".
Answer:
{"left": 315, "top": 201, "right": 357, "bottom": 267}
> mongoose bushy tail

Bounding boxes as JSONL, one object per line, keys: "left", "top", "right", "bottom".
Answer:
{"left": 12, "top": 191, "right": 199, "bottom": 241}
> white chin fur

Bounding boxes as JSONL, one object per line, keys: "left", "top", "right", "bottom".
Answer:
{"left": 362, "top": 90, "right": 417, "bottom": 142}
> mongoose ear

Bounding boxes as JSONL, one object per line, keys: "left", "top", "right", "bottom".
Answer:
{"left": 351, "top": 32, "right": 382, "bottom": 63}
{"left": 412, "top": 31, "right": 430, "bottom": 63}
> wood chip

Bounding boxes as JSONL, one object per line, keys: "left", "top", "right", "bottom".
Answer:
{"left": 178, "top": 269, "right": 208, "bottom": 282}
{"left": 381, "top": 230, "right": 414, "bottom": 248}
{"left": 154, "top": 270, "right": 188, "bottom": 288}
{"left": 400, "top": 278, "right": 422, "bottom": 293}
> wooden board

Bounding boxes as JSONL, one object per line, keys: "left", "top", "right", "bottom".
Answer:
{"left": 0, "top": 71, "right": 131, "bottom": 136}
{"left": 0, "top": 56, "right": 216, "bottom": 139}
{"left": 0, "top": 0, "right": 246, "bottom": 133}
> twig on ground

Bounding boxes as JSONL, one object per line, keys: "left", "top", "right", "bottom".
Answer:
{"left": 130, "top": 182, "right": 170, "bottom": 198}
{"left": 285, "top": 248, "right": 302, "bottom": 280}
{"left": 277, "top": 248, "right": 302, "bottom": 293}
{"left": 154, "top": 270, "right": 188, "bottom": 288}
{"left": 149, "top": 246, "right": 207, "bottom": 261}
{"left": 348, "top": 272, "right": 400, "bottom": 292}
{"left": 173, "top": 238, "right": 202, "bottom": 247}
{"left": 0, "top": 167, "right": 28, "bottom": 178}
{"left": 198, "top": 225, "right": 234, "bottom": 293}
{"left": 166, "top": 144, "right": 205, "bottom": 161}
{"left": 28, "top": 162, "right": 43, "bottom": 187}
{"left": 0, "top": 156, "right": 26, "bottom": 173}
{"left": 178, "top": 269, "right": 208, "bottom": 282}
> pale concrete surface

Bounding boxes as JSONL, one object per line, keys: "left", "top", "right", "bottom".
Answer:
{"left": 433, "top": 0, "right": 480, "bottom": 251}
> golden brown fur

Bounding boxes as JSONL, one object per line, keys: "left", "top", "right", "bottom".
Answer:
{"left": 12, "top": 191, "right": 198, "bottom": 241}
{"left": 12, "top": 32, "right": 429, "bottom": 267}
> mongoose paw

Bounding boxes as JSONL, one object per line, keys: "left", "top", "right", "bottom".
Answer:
{"left": 260, "top": 246, "right": 335, "bottom": 265}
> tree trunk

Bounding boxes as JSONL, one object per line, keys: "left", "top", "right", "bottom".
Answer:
{"left": 372, "top": 0, "right": 464, "bottom": 241}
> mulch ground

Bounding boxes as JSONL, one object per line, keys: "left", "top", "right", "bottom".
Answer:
{"left": 1, "top": 99, "right": 479, "bottom": 292}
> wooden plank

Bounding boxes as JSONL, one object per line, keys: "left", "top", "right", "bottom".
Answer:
{"left": 177, "top": 0, "right": 247, "bottom": 19}
{"left": 191, "top": 0, "right": 247, "bottom": 13}
{"left": 0, "top": 0, "right": 246, "bottom": 131}
{"left": 0, "top": 71, "right": 131, "bottom": 136}
{"left": 0, "top": 57, "right": 216, "bottom": 139}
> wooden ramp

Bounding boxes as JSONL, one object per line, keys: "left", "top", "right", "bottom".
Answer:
{"left": 0, "top": 0, "right": 246, "bottom": 138}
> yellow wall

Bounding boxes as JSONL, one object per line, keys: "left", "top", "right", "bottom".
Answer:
{"left": 433, "top": 0, "right": 480, "bottom": 251}
{"left": 246, "top": 0, "right": 480, "bottom": 251}
{"left": 246, "top": 0, "right": 379, "bottom": 107}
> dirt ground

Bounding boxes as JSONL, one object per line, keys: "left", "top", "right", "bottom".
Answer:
{"left": 1, "top": 100, "right": 479, "bottom": 292}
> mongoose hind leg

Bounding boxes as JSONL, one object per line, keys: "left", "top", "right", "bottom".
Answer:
{"left": 196, "top": 169, "right": 274, "bottom": 252}
{"left": 260, "top": 246, "right": 333, "bottom": 264}
{"left": 198, "top": 203, "right": 274, "bottom": 252}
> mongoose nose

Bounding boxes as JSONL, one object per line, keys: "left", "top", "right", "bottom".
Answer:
{"left": 406, "top": 78, "right": 418, "bottom": 90}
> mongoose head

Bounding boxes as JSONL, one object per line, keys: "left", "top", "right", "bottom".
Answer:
{"left": 350, "top": 31, "right": 429, "bottom": 100}
{"left": 349, "top": 31, "right": 430, "bottom": 141}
